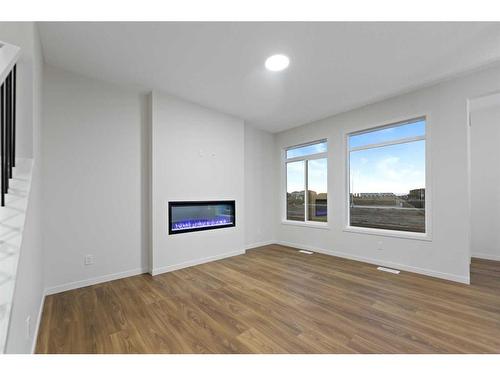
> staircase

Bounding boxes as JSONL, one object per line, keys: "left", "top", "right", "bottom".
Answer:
{"left": 0, "top": 41, "right": 18, "bottom": 206}
{"left": 0, "top": 40, "right": 22, "bottom": 353}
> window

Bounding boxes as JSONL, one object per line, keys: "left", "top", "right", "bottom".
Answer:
{"left": 285, "top": 140, "right": 327, "bottom": 223}
{"left": 348, "top": 118, "right": 426, "bottom": 233}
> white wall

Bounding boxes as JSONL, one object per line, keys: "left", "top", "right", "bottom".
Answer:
{"left": 471, "top": 102, "right": 500, "bottom": 261}
{"left": 274, "top": 63, "right": 500, "bottom": 284}
{"left": 0, "top": 22, "right": 44, "bottom": 354}
{"left": 42, "top": 65, "right": 149, "bottom": 293}
{"left": 150, "top": 92, "right": 245, "bottom": 274}
{"left": 244, "top": 124, "right": 275, "bottom": 248}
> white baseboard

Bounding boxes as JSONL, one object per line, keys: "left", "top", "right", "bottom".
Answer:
{"left": 31, "top": 293, "right": 45, "bottom": 354}
{"left": 472, "top": 253, "right": 500, "bottom": 262}
{"left": 245, "top": 240, "right": 276, "bottom": 250}
{"left": 277, "top": 240, "right": 470, "bottom": 284}
{"left": 151, "top": 249, "right": 245, "bottom": 276}
{"left": 44, "top": 267, "right": 148, "bottom": 296}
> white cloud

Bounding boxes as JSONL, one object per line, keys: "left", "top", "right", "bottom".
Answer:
{"left": 352, "top": 156, "right": 424, "bottom": 194}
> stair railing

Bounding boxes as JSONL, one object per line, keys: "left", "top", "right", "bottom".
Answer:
{"left": 0, "top": 41, "right": 20, "bottom": 207}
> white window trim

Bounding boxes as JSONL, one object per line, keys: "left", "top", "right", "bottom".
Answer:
{"left": 344, "top": 115, "right": 432, "bottom": 241}
{"left": 281, "top": 220, "right": 330, "bottom": 229}
{"left": 285, "top": 152, "right": 327, "bottom": 163}
{"left": 349, "top": 135, "right": 425, "bottom": 152}
{"left": 343, "top": 225, "right": 432, "bottom": 241}
{"left": 282, "top": 139, "right": 329, "bottom": 228}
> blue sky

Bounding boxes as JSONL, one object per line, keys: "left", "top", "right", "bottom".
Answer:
{"left": 350, "top": 120, "right": 426, "bottom": 195}
{"left": 350, "top": 140, "right": 425, "bottom": 195}
{"left": 286, "top": 141, "right": 327, "bottom": 159}
{"left": 287, "top": 159, "right": 328, "bottom": 193}
{"left": 287, "top": 120, "right": 425, "bottom": 195}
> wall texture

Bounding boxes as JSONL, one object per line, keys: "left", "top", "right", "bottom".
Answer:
{"left": 42, "top": 65, "right": 149, "bottom": 293}
{"left": 244, "top": 124, "right": 275, "bottom": 248}
{"left": 0, "top": 22, "right": 44, "bottom": 354}
{"left": 150, "top": 92, "right": 245, "bottom": 274}
{"left": 471, "top": 103, "right": 500, "bottom": 261}
{"left": 274, "top": 63, "right": 500, "bottom": 284}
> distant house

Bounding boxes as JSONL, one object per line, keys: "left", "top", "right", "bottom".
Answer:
{"left": 354, "top": 192, "right": 396, "bottom": 198}
{"left": 289, "top": 191, "right": 305, "bottom": 201}
{"left": 408, "top": 188, "right": 425, "bottom": 200}
{"left": 408, "top": 188, "right": 425, "bottom": 208}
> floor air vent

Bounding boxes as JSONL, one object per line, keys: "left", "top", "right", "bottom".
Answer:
{"left": 377, "top": 266, "right": 400, "bottom": 274}
{"left": 299, "top": 250, "right": 314, "bottom": 255}
{"left": 377, "top": 267, "right": 401, "bottom": 274}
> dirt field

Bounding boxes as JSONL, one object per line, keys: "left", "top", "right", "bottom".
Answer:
{"left": 350, "top": 206, "right": 425, "bottom": 233}
{"left": 287, "top": 204, "right": 425, "bottom": 233}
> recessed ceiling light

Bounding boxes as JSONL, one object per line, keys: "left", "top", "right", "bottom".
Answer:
{"left": 265, "top": 54, "right": 290, "bottom": 72}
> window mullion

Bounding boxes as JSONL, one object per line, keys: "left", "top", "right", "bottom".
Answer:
{"left": 304, "top": 159, "right": 308, "bottom": 222}
{"left": 286, "top": 152, "right": 327, "bottom": 163}
{"left": 350, "top": 135, "right": 425, "bottom": 152}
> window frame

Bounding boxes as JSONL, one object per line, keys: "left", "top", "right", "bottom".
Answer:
{"left": 282, "top": 139, "right": 329, "bottom": 228}
{"left": 344, "top": 115, "right": 432, "bottom": 241}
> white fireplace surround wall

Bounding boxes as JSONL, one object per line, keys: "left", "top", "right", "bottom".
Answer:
{"left": 149, "top": 92, "right": 245, "bottom": 275}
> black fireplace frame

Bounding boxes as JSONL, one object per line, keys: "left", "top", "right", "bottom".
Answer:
{"left": 168, "top": 200, "right": 236, "bottom": 235}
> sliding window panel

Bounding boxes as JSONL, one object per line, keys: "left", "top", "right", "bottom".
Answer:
{"left": 307, "top": 158, "right": 327, "bottom": 222}
{"left": 286, "top": 160, "right": 305, "bottom": 221}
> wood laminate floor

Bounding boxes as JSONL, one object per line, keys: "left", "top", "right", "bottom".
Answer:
{"left": 36, "top": 244, "right": 500, "bottom": 353}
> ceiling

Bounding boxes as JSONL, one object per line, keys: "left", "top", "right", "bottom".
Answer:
{"left": 38, "top": 22, "right": 500, "bottom": 132}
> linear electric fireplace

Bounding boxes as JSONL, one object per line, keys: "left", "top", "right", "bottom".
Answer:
{"left": 168, "top": 200, "right": 236, "bottom": 235}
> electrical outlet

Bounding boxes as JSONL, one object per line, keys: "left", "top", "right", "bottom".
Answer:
{"left": 377, "top": 241, "right": 383, "bottom": 251}
{"left": 84, "top": 254, "right": 95, "bottom": 265}
{"left": 25, "top": 316, "right": 31, "bottom": 339}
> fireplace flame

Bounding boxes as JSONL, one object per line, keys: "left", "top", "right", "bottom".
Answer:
{"left": 172, "top": 215, "right": 234, "bottom": 231}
